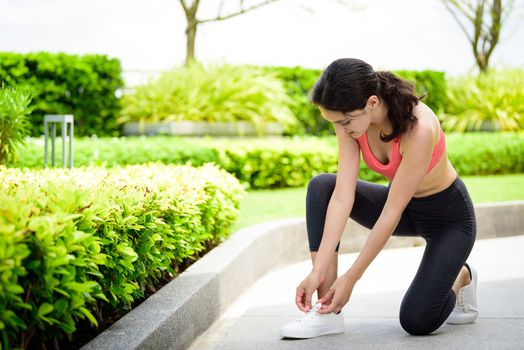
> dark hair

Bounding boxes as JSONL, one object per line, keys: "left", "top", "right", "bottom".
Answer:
{"left": 311, "top": 58, "right": 419, "bottom": 142}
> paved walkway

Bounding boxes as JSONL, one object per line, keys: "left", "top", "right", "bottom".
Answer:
{"left": 189, "top": 235, "right": 524, "bottom": 350}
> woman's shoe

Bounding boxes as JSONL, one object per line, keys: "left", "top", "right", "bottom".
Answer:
{"left": 447, "top": 264, "right": 479, "bottom": 324}
{"left": 279, "top": 302, "right": 345, "bottom": 339}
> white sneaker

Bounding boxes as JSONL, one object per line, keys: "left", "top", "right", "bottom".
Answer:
{"left": 447, "top": 264, "right": 479, "bottom": 324}
{"left": 279, "top": 302, "right": 345, "bottom": 339}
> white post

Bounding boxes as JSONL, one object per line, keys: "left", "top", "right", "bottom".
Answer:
{"left": 44, "top": 114, "right": 74, "bottom": 168}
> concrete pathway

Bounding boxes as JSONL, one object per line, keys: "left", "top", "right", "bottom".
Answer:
{"left": 189, "top": 235, "right": 524, "bottom": 350}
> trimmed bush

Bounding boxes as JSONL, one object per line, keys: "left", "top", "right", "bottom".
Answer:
{"left": 13, "top": 132, "right": 524, "bottom": 189}
{"left": 394, "top": 70, "right": 447, "bottom": 113}
{"left": 447, "top": 132, "right": 524, "bottom": 174}
{"left": 0, "top": 85, "right": 33, "bottom": 165}
{"left": 0, "top": 164, "right": 244, "bottom": 348}
{"left": 120, "top": 63, "right": 298, "bottom": 135}
{"left": 258, "top": 66, "right": 328, "bottom": 135}
{"left": 0, "top": 52, "right": 124, "bottom": 137}
{"left": 441, "top": 68, "right": 524, "bottom": 131}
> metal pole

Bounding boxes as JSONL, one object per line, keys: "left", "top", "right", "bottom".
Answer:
{"left": 51, "top": 123, "right": 56, "bottom": 167}
{"left": 69, "top": 119, "right": 74, "bottom": 168}
{"left": 62, "top": 120, "right": 66, "bottom": 167}
{"left": 44, "top": 119, "right": 48, "bottom": 167}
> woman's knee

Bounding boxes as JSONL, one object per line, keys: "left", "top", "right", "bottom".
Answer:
{"left": 307, "top": 173, "right": 336, "bottom": 198}
{"left": 399, "top": 306, "right": 439, "bottom": 336}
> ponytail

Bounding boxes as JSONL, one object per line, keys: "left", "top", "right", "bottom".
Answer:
{"left": 375, "top": 71, "right": 419, "bottom": 142}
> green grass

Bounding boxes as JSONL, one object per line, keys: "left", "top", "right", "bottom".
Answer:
{"left": 233, "top": 174, "right": 524, "bottom": 231}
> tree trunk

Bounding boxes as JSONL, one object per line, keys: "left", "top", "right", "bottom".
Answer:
{"left": 185, "top": 20, "right": 198, "bottom": 66}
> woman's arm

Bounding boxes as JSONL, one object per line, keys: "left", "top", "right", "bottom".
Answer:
{"left": 295, "top": 125, "right": 360, "bottom": 312}
{"left": 318, "top": 121, "right": 435, "bottom": 314}
{"left": 312, "top": 126, "right": 361, "bottom": 279}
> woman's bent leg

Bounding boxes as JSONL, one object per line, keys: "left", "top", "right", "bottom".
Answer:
{"left": 305, "top": 174, "right": 414, "bottom": 299}
{"left": 399, "top": 229, "right": 475, "bottom": 335}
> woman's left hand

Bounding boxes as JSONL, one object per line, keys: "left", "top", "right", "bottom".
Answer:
{"left": 317, "top": 274, "right": 356, "bottom": 314}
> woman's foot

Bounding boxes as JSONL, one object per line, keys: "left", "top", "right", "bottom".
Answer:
{"left": 452, "top": 264, "right": 471, "bottom": 296}
{"left": 279, "top": 302, "right": 345, "bottom": 339}
{"left": 447, "top": 264, "right": 479, "bottom": 324}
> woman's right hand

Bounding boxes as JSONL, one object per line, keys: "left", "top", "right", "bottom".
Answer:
{"left": 295, "top": 271, "right": 323, "bottom": 312}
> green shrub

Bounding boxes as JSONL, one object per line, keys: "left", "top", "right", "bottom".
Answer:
{"left": 15, "top": 132, "right": 524, "bottom": 189}
{"left": 0, "top": 164, "right": 244, "bottom": 348}
{"left": 0, "top": 85, "right": 33, "bottom": 165}
{"left": 0, "top": 52, "right": 124, "bottom": 137}
{"left": 441, "top": 68, "right": 524, "bottom": 131}
{"left": 395, "top": 70, "right": 447, "bottom": 113}
{"left": 258, "top": 66, "right": 329, "bottom": 135}
{"left": 120, "top": 63, "right": 298, "bottom": 135}
{"left": 447, "top": 132, "right": 524, "bottom": 174}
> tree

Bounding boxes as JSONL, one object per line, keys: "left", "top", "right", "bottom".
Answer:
{"left": 178, "top": 0, "right": 361, "bottom": 65}
{"left": 442, "top": 0, "right": 515, "bottom": 72}
{"left": 179, "top": 0, "right": 279, "bottom": 65}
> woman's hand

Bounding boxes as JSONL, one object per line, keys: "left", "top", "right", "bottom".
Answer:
{"left": 295, "top": 271, "right": 323, "bottom": 312}
{"left": 317, "top": 274, "right": 356, "bottom": 314}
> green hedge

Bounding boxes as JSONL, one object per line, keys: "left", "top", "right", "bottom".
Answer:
{"left": 12, "top": 133, "right": 524, "bottom": 189}
{"left": 0, "top": 164, "right": 244, "bottom": 348}
{"left": 258, "top": 66, "right": 328, "bottom": 135}
{"left": 120, "top": 64, "right": 298, "bottom": 135}
{"left": 441, "top": 68, "right": 524, "bottom": 132}
{"left": 0, "top": 52, "right": 124, "bottom": 137}
{"left": 260, "top": 66, "right": 447, "bottom": 135}
{"left": 447, "top": 132, "right": 524, "bottom": 174}
{"left": 394, "top": 70, "right": 447, "bottom": 113}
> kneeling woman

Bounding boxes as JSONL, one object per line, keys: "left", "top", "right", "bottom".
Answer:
{"left": 280, "top": 58, "right": 478, "bottom": 338}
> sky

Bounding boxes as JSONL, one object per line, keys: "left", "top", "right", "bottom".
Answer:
{"left": 1, "top": 0, "right": 523, "bottom": 86}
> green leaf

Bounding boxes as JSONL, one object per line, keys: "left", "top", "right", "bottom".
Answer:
{"left": 37, "top": 303, "right": 53, "bottom": 318}
{"left": 79, "top": 307, "right": 98, "bottom": 326}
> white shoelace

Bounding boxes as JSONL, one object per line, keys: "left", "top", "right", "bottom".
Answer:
{"left": 297, "top": 302, "right": 322, "bottom": 323}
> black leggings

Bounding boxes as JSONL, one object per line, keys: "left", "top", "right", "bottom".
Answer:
{"left": 306, "top": 174, "right": 476, "bottom": 335}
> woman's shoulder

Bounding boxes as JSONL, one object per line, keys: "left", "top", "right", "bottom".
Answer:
{"left": 401, "top": 102, "right": 440, "bottom": 149}
{"left": 413, "top": 102, "right": 440, "bottom": 133}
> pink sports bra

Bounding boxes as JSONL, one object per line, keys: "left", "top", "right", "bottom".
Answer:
{"left": 356, "top": 128, "right": 446, "bottom": 181}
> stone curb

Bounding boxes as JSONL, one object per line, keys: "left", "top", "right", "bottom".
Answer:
{"left": 82, "top": 200, "right": 524, "bottom": 350}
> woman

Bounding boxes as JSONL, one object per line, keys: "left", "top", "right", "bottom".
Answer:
{"left": 279, "top": 58, "right": 478, "bottom": 338}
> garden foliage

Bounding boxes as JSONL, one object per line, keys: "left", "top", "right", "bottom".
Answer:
{"left": 442, "top": 68, "right": 524, "bottom": 132}
{"left": 0, "top": 52, "right": 123, "bottom": 137}
{"left": 13, "top": 133, "right": 524, "bottom": 189}
{"left": 394, "top": 70, "right": 447, "bottom": 113}
{"left": 121, "top": 64, "right": 448, "bottom": 137}
{"left": 0, "top": 85, "right": 32, "bottom": 165}
{"left": 0, "top": 164, "right": 244, "bottom": 348}
{"left": 120, "top": 63, "right": 298, "bottom": 135}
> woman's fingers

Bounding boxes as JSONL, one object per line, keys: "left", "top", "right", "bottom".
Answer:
{"left": 319, "top": 302, "right": 337, "bottom": 314}
{"left": 318, "top": 289, "right": 334, "bottom": 305}
{"left": 318, "top": 289, "right": 336, "bottom": 314}
{"left": 304, "top": 290, "right": 313, "bottom": 311}
{"left": 295, "top": 288, "right": 306, "bottom": 311}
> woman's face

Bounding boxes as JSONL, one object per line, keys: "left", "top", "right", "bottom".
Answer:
{"left": 319, "top": 106, "right": 371, "bottom": 139}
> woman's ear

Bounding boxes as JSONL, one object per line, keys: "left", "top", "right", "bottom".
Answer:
{"left": 366, "top": 95, "right": 380, "bottom": 109}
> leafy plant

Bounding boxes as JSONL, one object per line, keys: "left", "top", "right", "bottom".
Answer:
{"left": 395, "top": 70, "right": 447, "bottom": 113}
{"left": 441, "top": 68, "right": 524, "bottom": 131}
{"left": 258, "top": 65, "right": 327, "bottom": 135}
{"left": 0, "top": 163, "right": 244, "bottom": 348}
{"left": 0, "top": 52, "right": 123, "bottom": 137}
{"left": 0, "top": 85, "right": 32, "bottom": 165}
{"left": 120, "top": 63, "right": 298, "bottom": 135}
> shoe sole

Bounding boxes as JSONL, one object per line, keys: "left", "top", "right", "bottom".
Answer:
{"left": 280, "top": 324, "right": 345, "bottom": 339}
{"left": 446, "top": 310, "right": 479, "bottom": 325}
